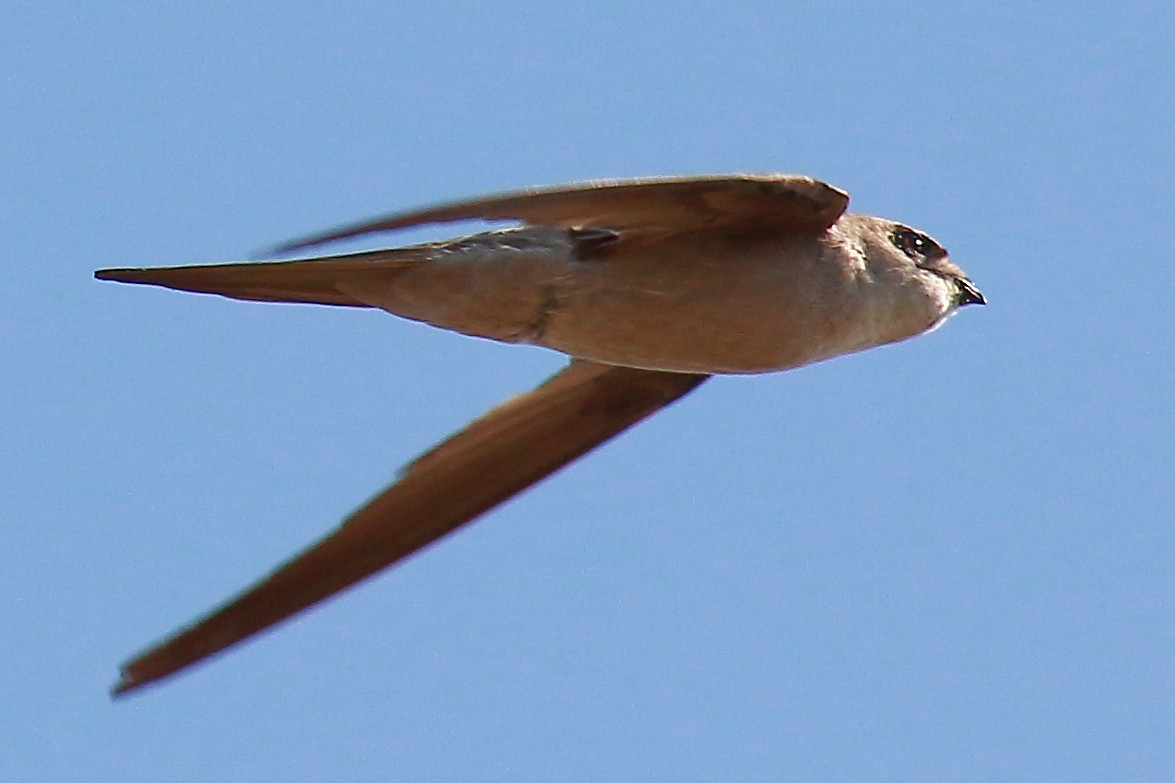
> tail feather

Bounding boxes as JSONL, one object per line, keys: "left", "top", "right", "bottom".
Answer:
{"left": 95, "top": 248, "right": 422, "bottom": 307}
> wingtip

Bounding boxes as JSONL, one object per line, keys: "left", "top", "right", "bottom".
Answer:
{"left": 251, "top": 239, "right": 303, "bottom": 259}
{"left": 110, "top": 670, "right": 143, "bottom": 700}
{"left": 259, "top": 230, "right": 354, "bottom": 258}
{"left": 259, "top": 224, "right": 366, "bottom": 257}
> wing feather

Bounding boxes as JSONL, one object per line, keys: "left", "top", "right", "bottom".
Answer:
{"left": 114, "top": 360, "right": 707, "bottom": 696}
{"left": 270, "top": 174, "right": 849, "bottom": 254}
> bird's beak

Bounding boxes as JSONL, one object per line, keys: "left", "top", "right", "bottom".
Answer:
{"left": 956, "top": 277, "right": 986, "bottom": 307}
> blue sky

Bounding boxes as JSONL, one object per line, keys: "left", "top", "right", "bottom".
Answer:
{"left": 5, "top": 2, "right": 1173, "bottom": 780}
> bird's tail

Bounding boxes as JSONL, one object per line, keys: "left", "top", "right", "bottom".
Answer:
{"left": 95, "top": 248, "right": 423, "bottom": 308}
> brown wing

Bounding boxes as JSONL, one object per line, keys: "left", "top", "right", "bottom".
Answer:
{"left": 269, "top": 174, "right": 850, "bottom": 254}
{"left": 113, "top": 361, "right": 708, "bottom": 696}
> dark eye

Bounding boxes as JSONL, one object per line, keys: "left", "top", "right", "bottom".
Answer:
{"left": 890, "top": 227, "right": 940, "bottom": 259}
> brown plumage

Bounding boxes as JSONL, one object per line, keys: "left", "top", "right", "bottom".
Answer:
{"left": 97, "top": 173, "right": 983, "bottom": 695}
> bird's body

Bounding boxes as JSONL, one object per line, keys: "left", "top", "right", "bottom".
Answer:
{"left": 96, "top": 173, "right": 984, "bottom": 695}
{"left": 339, "top": 220, "right": 948, "bottom": 374}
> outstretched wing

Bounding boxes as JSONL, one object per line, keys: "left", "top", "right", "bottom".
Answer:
{"left": 114, "top": 360, "right": 708, "bottom": 696}
{"left": 94, "top": 175, "right": 848, "bottom": 307}
{"left": 269, "top": 174, "right": 850, "bottom": 254}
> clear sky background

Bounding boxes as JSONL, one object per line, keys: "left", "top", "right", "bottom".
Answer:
{"left": 5, "top": 3, "right": 1173, "bottom": 781}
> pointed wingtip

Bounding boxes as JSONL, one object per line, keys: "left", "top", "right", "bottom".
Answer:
{"left": 250, "top": 240, "right": 302, "bottom": 259}
{"left": 256, "top": 228, "right": 360, "bottom": 258}
{"left": 110, "top": 670, "right": 143, "bottom": 700}
{"left": 111, "top": 659, "right": 179, "bottom": 699}
{"left": 257, "top": 222, "right": 379, "bottom": 257}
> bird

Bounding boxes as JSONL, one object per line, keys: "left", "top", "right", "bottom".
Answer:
{"left": 96, "top": 173, "right": 984, "bottom": 696}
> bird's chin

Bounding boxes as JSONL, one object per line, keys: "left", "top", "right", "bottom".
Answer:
{"left": 924, "top": 300, "right": 970, "bottom": 334}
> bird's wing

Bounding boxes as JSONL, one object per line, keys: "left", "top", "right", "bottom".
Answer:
{"left": 94, "top": 175, "right": 848, "bottom": 306}
{"left": 114, "top": 360, "right": 707, "bottom": 696}
{"left": 269, "top": 174, "right": 850, "bottom": 254}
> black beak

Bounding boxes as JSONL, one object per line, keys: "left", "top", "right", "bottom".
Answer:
{"left": 956, "top": 277, "right": 986, "bottom": 307}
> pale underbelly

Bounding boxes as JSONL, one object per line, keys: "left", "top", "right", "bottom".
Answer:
{"left": 336, "top": 238, "right": 887, "bottom": 375}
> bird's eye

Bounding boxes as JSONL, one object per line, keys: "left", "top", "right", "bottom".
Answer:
{"left": 890, "top": 227, "right": 939, "bottom": 259}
